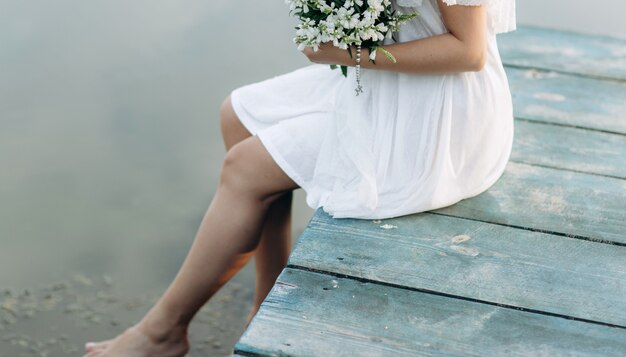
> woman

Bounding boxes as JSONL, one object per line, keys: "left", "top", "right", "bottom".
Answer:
{"left": 84, "top": 0, "right": 516, "bottom": 355}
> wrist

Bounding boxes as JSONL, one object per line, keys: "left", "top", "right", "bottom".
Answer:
{"left": 348, "top": 45, "right": 370, "bottom": 68}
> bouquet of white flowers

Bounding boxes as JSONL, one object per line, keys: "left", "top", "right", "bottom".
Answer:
{"left": 286, "top": 0, "right": 418, "bottom": 95}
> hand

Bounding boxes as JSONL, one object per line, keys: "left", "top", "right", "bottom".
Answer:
{"left": 301, "top": 42, "right": 355, "bottom": 66}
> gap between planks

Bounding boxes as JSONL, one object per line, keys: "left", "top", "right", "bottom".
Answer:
{"left": 514, "top": 116, "right": 626, "bottom": 138}
{"left": 509, "top": 160, "right": 625, "bottom": 181}
{"left": 284, "top": 264, "right": 626, "bottom": 330}
{"left": 427, "top": 211, "right": 626, "bottom": 248}
{"left": 504, "top": 63, "right": 626, "bottom": 84}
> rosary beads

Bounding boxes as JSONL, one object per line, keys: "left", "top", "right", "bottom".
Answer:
{"left": 355, "top": 44, "right": 364, "bottom": 96}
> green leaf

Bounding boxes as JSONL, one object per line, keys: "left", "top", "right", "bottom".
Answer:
{"left": 379, "top": 47, "right": 397, "bottom": 63}
{"left": 341, "top": 65, "right": 348, "bottom": 77}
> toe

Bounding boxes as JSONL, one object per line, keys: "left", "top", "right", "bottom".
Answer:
{"left": 85, "top": 340, "right": 113, "bottom": 352}
{"left": 97, "top": 340, "right": 114, "bottom": 348}
{"left": 85, "top": 342, "right": 96, "bottom": 351}
{"left": 85, "top": 345, "right": 111, "bottom": 357}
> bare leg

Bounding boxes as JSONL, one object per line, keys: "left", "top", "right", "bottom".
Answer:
{"left": 86, "top": 95, "right": 294, "bottom": 353}
{"left": 84, "top": 134, "right": 299, "bottom": 357}
{"left": 219, "top": 95, "right": 294, "bottom": 328}
{"left": 244, "top": 191, "right": 293, "bottom": 327}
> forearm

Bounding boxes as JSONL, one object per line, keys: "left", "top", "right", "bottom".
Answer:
{"left": 301, "top": 1, "right": 487, "bottom": 73}
{"left": 343, "top": 33, "right": 486, "bottom": 74}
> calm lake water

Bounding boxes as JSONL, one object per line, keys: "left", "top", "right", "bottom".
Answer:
{"left": 0, "top": 0, "right": 624, "bottom": 355}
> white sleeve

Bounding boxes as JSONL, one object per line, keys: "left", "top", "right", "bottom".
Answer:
{"left": 441, "top": 0, "right": 517, "bottom": 34}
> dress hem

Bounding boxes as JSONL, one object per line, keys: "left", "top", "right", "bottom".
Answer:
{"left": 230, "top": 88, "right": 311, "bottom": 196}
{"left": 257, "top": 130, "right": 310, "bottom": 194}
{"left": 230, "top": 88, "right": 265, "bottom": 135}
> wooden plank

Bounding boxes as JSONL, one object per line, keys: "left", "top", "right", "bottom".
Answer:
{"left": 433, "top": 162, "right": 626, "bottom": 245}
{"left": 235, "top": 268, "right": 626, "bottom": 356}
{"left": 506, "top": 67, "right": 626, "bottom": 134}
{"left": 499, "top": 26, "right": 626, "bottom": 80}
{"left": 511, "top": 119, "right": 626, "bottom": 179}
{"left": 289, "top": 210, "right": 626, "bottom": 327}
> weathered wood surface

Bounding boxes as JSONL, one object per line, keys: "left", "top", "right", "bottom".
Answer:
{"left": 510, "top": 119, "right": 626, "bottom": 179}
{"left": 499, "top": 26, "right": 626, "bottom": 80}
{"left": 287, "top": 210, "right": 626, "bottom": 327}
{"left": 506, "top": 67, "right": 626, "bottom": 134}
{"left": 235, "top": 269, "right": 626, "bottom": 357}
{"left": 234, "top": 25, "right": 626, "bottom": 356}
{"left": 433, "top": 161, "right": 626, "bottom": 245}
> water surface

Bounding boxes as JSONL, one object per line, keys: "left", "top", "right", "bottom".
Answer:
{"left": 0, "top": 0, "right": 622, "bottom": 355}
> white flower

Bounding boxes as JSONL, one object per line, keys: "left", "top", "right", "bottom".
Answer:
{"left": 287, "top": 0, "right": 418, "bottom": 71}
{"left": 369, "top": 48, "right": 377, "bottom": 61}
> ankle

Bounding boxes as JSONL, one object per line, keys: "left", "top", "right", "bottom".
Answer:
{"left": 137, "top": 321, "right": 188, "bottom": 345}
{"left": 137, "top": 307, "right": 189, "bottom": 343}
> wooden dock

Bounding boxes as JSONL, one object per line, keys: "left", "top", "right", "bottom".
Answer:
{"left": 233, "top": 26, "right": 626, "bottom": 356}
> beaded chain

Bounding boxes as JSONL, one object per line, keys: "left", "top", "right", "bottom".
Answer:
{"left": 355, "top": 44, "right": 364, "bottom": 96}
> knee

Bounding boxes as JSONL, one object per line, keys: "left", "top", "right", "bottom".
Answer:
{"left": 219, "top": 142, "right": 256, "bottom": 195}
{"left": 219, "top": 142, "right": 288, "bottom": 206}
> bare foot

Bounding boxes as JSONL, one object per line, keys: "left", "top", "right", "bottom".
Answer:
{"left": 83, "top": 324, "right": 189, "bottom": 357}
{"left": 84, "top": 338, "right": 114, "bottom": 353}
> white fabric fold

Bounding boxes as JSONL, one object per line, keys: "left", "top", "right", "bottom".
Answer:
{"left": 304, "top": 1, "right": 516, "bottom": 218}
{"left": 309, "top": 68, "right": 380, "bottom": 216}
{"left": 231, "top": 0, "right": 517, "bottom": 220}
{"left": 441, "top": 0, "right": 516, "bottom": 34}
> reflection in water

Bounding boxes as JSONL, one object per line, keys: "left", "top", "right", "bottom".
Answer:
{"left": 0, "top": 0, "right": 312, "bottom": 355}
{"left": 0, "top": 0, "right": 621, "bottom": 355}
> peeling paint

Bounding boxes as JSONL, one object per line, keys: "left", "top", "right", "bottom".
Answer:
{"left": 273, "top": 282, "right": 299, "bottom": 297}
{"left": 452, "top": 235, "right": 471, "bottom": 244}
{"left": 533, "top": 92, "right": 567, "bottom": 102}
{"left": 450, "top": 245, "right": 479, "bottom": 257}
{"left": 528, "top": 187, "right": 567, "bottom": 214}
{"left": 524, "top": 69, "right": 559, "bottom": 79}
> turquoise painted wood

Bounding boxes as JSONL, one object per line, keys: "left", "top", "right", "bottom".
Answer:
{"left": 234, "top": 26, "right": 626, "bottom": 357}
{"left": 506, "top": 67, "right": 626, "bottom": 134}
{"left": 287, "top": 210, "right": 626, "bottom": 327}
{"left": 235, "top": 269, "right": 626, "bottom": 356}
{"left": 434, "top": 161, "right": 626, "bottom": 245}
{"left": 510, "top": 119, "right": 626, "bottom": 179}
{"left": 499, "top": 26, "right": 626, "bottom": 80}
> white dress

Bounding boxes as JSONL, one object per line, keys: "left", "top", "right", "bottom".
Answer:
{"left": 230, "top": 0, "right": 517, "bottom": 219}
